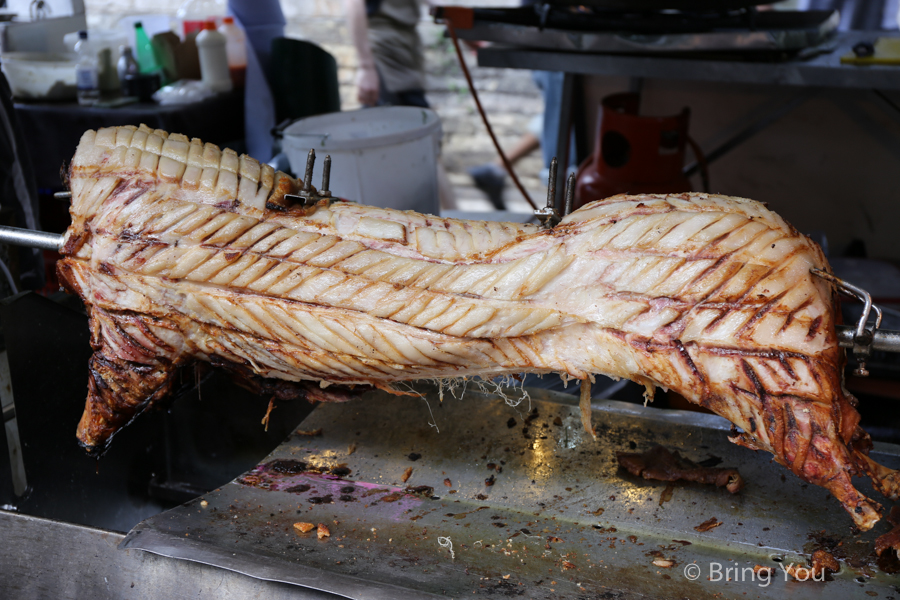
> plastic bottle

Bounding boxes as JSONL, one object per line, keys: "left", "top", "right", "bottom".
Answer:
{"left": 219, "top": 16, "right": 246, "bottom": 87}
{"left": 74, "top": 30, "right": 100, "bottom": 106}
{"left": 196, "top": 20, "right": 233, "bottom": 93}
{"left": 177, "top": 0, "right": 226, "bottom": 38}
{"left": 117, "top": 45, "right": 140, "bottom": 95}
{"left": 134, "top": 22, "right": 163, "bottom": 80}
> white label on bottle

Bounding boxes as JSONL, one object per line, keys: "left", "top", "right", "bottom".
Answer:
{"left": 76, "top": 67, "right": 98, "bottom": 91}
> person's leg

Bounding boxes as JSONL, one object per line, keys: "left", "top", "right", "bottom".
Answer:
{"left": 504, "top": 131, "right": 541, "bottom": 165}
{"left": 469, "top": 106, "right": 542, "bottom": 211}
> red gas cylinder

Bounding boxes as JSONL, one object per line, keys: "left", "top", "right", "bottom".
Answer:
{"left": 575, "top": 93, "right": 693, "bottom": 210}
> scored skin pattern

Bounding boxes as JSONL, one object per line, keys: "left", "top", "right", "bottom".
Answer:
{"left": 59, "top": 125, "right": 900, "bottom": 538}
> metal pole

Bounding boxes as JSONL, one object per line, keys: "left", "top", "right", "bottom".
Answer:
{"left": 0, "top": 226, "right": 62, "bottom": 251}
{"left": 836, "top": 325, "right": 900, "bottom": 354}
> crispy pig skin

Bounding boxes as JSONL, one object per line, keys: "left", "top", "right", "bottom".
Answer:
{"left": 59, "top": 125, "right": 900, "bottom": 537}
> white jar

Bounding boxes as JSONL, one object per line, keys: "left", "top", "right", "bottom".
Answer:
{"left": 195, "top": 20, "right": 232, "bottom": 93}
{"left": 219, "top": 16, "right": 246, "bottom": 87}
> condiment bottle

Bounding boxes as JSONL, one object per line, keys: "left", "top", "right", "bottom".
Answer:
{"left": 219, "top": 16, "right": 246, "bottom": 87}
{"left": 177, "top": 0, "right": 226, "bottom": 38}
{"left": 75, "top": 30, "right": 100, "bottom": 106}
{"left": 196, "top": 20, "right": 233, "bottom": 93}
{"left": 134, "top": 21, "right": 164, "bottom": 82}
{"left": 117, "top": 45, "right": 140, "bottom": 95}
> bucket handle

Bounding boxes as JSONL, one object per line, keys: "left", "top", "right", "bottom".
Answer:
{"left": 271, "top": 119, "right": 331, "bottom": 146}
{"left": 270, "top": 119, "right": 293, "bottom": 141}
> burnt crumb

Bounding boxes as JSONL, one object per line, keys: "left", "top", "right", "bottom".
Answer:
{"left": 553, "top": 416, "right": 563, "bottom": 426}
{"left": 475, "top": 493, "right": 488, "bottom": 500}
{"left": 269, "top": 460, "right": 308, "bottom": 474}
{"left": 507, "top": 417, "right": 517, "bottom": 428}
{"left": 694, "top": 517, "right": 722, "bottom": 532}
{"left": 330, "top": 467, "right": 352, "bottom": 477}
{"left": 524, "top": 408, "right": 539, "bottom": 425}
{"left": 522, "top": 427, "right": 531, "bottom": 439}
{"left": 487, "top": 463, "right": 497, "bottom": 470}
{"left": 405, "top": 485, "right": 435, "bottom": 497}
{"left": 308, "top": 495, "right": 333, "bottom": 504}
{"left": 408, "top": 452, "right": 422, "bottom": 461}
{"left": 340, "top": 486, "right": 355, "bottom": 494}
{"left": 485, "top": 475, "right": 496, "bottom": 486}
{"left": 629, "top": 441, "right": 637, "bottom": 449}
{"left": 284, "top": 484, "right": 311, "bottom": 494}
{"left": 491, "top": 522, "right": 507, "bottom": 528}
{"left": 339, "top": 494, "right": 355, "bottom": 502}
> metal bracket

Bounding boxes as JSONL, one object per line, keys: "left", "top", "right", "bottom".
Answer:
{"left": 283, "top": 149, "right": 333, "bottom": 207}
{"left": 535, "top": 157, "right": 561, "bottom": 229}
{"left": 812, "top": 267, "right": 883, "bottom": 376}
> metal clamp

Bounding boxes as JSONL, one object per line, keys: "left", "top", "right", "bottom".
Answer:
{"left": 284, "top": 149, "right": 333, "bottom": 207}
{"left": 536, "top": 157, "right": 577, "bottom": 230}
{"left": 535, "top": 157, "right": 561, "bottom": 229}
{"left": 812, "top": 267, "right": 882, "bottom": 376}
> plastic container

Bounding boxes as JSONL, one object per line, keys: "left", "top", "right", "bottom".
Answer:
{"left": 0, "top": 52, "right": 78, "bottom": 100}
{"left": 219, "top": 16, "right": 246, "bottom": 87}
{"left": 176, "top": 0, "right": 226, "bottom": 38}
{"left": 196, "top": 21, "right": 232, "bottom": 93}
{"left": 64, "top": 29, "right": 126, "bottom": 95}
{"left": 75, "top": 31, "right": 100, "bottom": 106}
{"left": 282, "top": 106, "right": 442, "bottom": 213}
{"left": 117, "top": 46, "right": 140, "bottom": 86}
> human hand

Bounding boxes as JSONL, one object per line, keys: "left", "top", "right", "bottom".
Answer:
{"left": 356, "top": 65, "right": 380, "bottom": 106}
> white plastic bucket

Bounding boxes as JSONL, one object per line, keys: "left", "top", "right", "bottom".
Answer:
{"left": 283, "top": 106, "right": 442, "bottom": 214}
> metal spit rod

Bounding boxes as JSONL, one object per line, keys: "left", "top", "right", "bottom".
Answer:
{"left": 0, "top": 226, "right": 62, "bottom": 251}
{"left": 836, "top": 327, "right": 900, "bottom": 353}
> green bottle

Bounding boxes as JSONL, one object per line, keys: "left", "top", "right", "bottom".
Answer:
{"left": 134, "top": 21, "right": 164, "bottom": 82}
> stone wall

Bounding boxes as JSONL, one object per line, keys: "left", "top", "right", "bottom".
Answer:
{"left": 83, "top": 0, "right": 546, "bottom": 211}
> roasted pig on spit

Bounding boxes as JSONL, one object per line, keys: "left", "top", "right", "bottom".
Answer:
{"left": 58, "top": 125, "right": 900, "bottom": 544}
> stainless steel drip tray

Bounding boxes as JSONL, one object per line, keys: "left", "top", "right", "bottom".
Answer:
{"left": 121, "top": 386, "right": 900, "bottom": 599}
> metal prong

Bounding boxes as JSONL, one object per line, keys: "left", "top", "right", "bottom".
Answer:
{"left": 303, "top": 149, "right": 316, "bottom": 192}
{"left": 563, "top": 172, "right": 575, "bottom": 216}
{"left": 812, "top": 267, "right": 880, "bottom": 377}
{"left": 546, "top": 157, "right": 558, "bottom": 209}
{"left": 53, "top": 191, "right": 71, "bottom": 200}
{"left": 535, "top": 157, "right": 561, "bottom": 229}
{"left": 320, "top": 155, "right": 331, "bottom": 197}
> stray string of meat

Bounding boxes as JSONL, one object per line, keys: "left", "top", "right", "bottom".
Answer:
{"left": 58, "top": 125, "right": 900, "bottom": 554}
